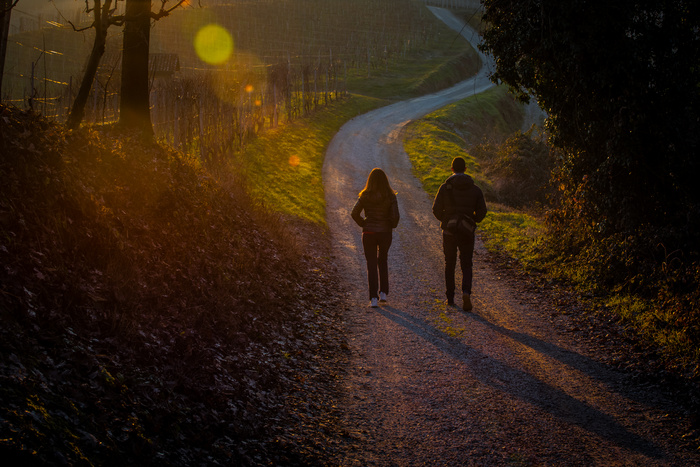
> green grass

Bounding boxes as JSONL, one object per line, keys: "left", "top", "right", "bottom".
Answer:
{"left": 404, "top": 85, "right": 524, "bottom": 194}
{"left": 389, "top": 82, "right": 552, "bottom": 272}
{"left": 346, "top": 36, "right": 479, "bottom": 100}
{"left": 608, "top": 294, "right": 700, "bottom": 372}
{"left": 478, "top": 206, "right": 544, "bottom": 264}
{"left": 240, "top": 95, "right": 386, "bottom": 225}
{"left": 404, "top": 85, "right": 543, "bottom": 265}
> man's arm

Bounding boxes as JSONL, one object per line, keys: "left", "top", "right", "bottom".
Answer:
{"left": 474, "top": 188, "right": 487, "bottom": 223}
{"left": 432, "top": 185, "right": 445, "bottom": 221}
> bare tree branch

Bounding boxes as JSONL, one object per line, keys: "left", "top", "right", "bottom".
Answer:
{"left": 1, "top": 0, "right": 20, "bottom": 15}
{"left": 152, "top": 0, "right": 187, "bottom": 20}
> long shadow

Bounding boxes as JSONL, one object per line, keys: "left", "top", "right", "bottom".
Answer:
{"left": 377, "top": 305, "right": 665, "bottom": 460}
{"left": 467, "top": 312, "right": 681, "bottom": 413}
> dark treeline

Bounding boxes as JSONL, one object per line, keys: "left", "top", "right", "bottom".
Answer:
{"left": 481, "top": 0, "right": 700, "bottom": 365}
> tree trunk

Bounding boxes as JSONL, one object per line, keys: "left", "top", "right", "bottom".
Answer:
{"left": 66, "top": 4, "right": 108, "bottom": 129}
{"left": 0, "top": 0, "right": 15, "bottom": 95}
{"left": 118, "top": 0, "right": 153, "bottom": 138}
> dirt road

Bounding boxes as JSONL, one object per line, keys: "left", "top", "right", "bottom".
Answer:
{"left": 321, "top": 7, "right": 698, "bottom": 466}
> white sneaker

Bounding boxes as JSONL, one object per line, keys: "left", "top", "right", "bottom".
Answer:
{"left": 379, "top": 292, "right": 387, "bottom": 302}
{"left": 370, "top": 297, "right": 378, "bottom": 308}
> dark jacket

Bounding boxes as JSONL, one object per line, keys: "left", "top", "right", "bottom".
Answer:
{"left": 351, "top": 191, "right": 399, "bottom": 233}
{"left": 432, "top": 173, "right": 487, "bottom": 230}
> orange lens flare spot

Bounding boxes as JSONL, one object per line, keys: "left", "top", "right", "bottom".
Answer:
{"left": 289, "top": 155, "right": 300, "bottom": 167}
{"left": 245, "top": 84, "right": 254, "bottom": 93}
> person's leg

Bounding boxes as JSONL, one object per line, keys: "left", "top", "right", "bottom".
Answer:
{"left": 442, "top": 231, "right": 458, "bottom": 303}
{"left": 377, "top": 231, "right": 393, "bottom": 296}
{"left": 457, "top": 233, "right": 476, "bottom": 294}
{"left": 362, "top": 232, "right": 379, "bottom": 300}
{"left": 458, "top": 233, "right": 476, "bottom": 310}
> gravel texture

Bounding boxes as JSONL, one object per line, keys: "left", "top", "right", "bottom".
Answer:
{"left": 319, "top": 8, "right": 700, "bottom": 466}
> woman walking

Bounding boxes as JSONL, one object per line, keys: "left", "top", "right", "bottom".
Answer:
{"left": 351, "top": 168, "right": 400, "bottom": 308}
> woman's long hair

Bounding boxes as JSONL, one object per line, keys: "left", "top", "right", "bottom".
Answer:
{"left": 359, "top": 168, "right": 395, "bottom": 199}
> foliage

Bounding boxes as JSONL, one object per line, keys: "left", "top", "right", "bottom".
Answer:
{"left": 0, "top": 104, "right": 341, "bottom": 464}
{"left": 480, "top": 0, "right": 700, "bottom": 268}
{"left": 480, "top": 0, "right": 700, "bottom": 370}
{"left": 471, "top": 127, "right": 555, "bottom": 209}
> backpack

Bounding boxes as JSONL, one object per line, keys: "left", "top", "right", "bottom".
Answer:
{"left": 445, "top": 213, "right": 476, "bottom": 236}
{"left": 444, "top": 182, "right": 476, "bottom": 236}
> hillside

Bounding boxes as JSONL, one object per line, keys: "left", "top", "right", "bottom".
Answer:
{"left": 0, "top": 104, "right": 346, "bottom": 465}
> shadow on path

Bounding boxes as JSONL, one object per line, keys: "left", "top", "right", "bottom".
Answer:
{"left": 376, "top": 305, "right": 666, "bottom": 460}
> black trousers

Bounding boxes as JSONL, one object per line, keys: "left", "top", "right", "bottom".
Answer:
{"left": 362, "top": 231, "right": 392, "bottom": 300}
{"left": 442, "top": 230, "right": 475, "bottom": 299}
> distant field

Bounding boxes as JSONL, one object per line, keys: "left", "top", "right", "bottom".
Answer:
{"left": 2, "top": 0, "right": 476, "bottom": 117}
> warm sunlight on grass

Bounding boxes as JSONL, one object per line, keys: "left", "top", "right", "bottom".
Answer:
{"left": 194, "top": 24, "right": 233, "bottom": 64}
{"left": 404, "top": 86, "right": 522, "bottom": 199}
{"left": 478, "top": 206, "right": 544, "bottom": 264}
{"left": 240, "top": 95, "right": 386, "bottom": 225}
{"left": 404, "top": 85, "right": 548, "bottom": 268}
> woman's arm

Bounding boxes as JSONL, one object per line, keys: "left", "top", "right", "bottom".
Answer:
{"left": 351, "top": 197, "right": 365, "bottom": 227}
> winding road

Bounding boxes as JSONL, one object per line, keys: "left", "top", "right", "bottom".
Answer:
{"left": 322, "top": 7, "right": 698, "bottom": 466}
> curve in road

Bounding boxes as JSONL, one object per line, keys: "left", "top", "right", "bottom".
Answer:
{"left": 322, "top": 7, "right": 698, "bottom": 466}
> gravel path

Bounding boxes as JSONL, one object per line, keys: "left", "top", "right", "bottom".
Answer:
{"left": 321, "top": 7, "right": 699, "bottom": 466}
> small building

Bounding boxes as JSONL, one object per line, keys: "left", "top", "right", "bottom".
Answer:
{"left": 149, "top": 53, "right": 180, "bottom": 81}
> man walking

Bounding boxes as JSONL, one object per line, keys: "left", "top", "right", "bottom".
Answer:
{"left": 432, "top": 157, "right": 487, "bottom": 310}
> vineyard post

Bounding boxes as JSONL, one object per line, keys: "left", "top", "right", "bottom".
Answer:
{"left": 174, "top": 94, "right": 179, "bottom": 149}
{"left": 286, "top": 53, "right": 292, "bottom": 123}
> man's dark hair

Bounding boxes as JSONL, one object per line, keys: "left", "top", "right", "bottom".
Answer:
{"left": 451, "top": 157, "right": 466, "bottom": 173}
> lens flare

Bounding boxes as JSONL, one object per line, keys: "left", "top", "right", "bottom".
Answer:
{"left": 289, "top": 155, "right": 300, "bottom": 167}
{"left": 194, "top": 24, "right": 233, "bottom": 65}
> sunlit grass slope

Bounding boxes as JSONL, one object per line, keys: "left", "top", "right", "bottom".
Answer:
{"left": 240, "top": 96, "right": 385, "bottom": 225}
{"left": 403, "top": 85, "right": 545, "bottom": 264}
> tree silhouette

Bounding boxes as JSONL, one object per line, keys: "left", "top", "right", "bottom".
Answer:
{"left": 67, "top": 0, "right": 125, "bottom": 130}
{"left": 0, "top": 0, "right": 20, "bottom": 94}
{"left": 65, "top": 0, "right": 187, "bottom": 132}
{"left": 118, "top": 0, "right": 187, "bottom": 138}
{"left": 481, "top": 0, "right": 700, "bottom": 236}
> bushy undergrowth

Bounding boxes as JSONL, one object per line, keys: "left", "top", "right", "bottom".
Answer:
{"left": 471, "top": 128, "right": 554, "bottom": 209}
{"left": 0, "top": 104, "right": 338, "bottom": 465}
{"left": 540, "top": 206, "right": 700, "bottom": 376}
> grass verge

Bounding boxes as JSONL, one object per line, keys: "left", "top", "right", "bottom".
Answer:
{"left": 404, "top": 85, "right": 535, "bottom": 256}
{"left": 239, "top": 95, "right": 386, "bottom": 225}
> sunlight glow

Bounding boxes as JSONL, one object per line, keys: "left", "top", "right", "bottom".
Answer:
{"left": 194, "top": 24, "right": 234, "bottom": 65}
{"left": 245, "top": 84, "right": 254, "bottom": 93}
